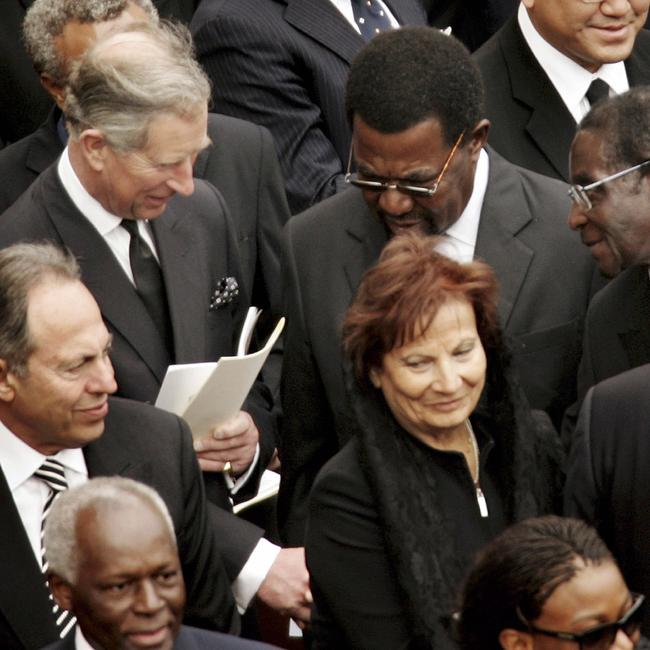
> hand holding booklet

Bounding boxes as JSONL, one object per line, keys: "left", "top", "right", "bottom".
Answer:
{"left": 155, "top": 308, "right": 285, "bottom": 438}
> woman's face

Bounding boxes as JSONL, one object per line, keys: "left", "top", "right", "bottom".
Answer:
{"left": 370, "top": 298, "right": 487, "bottom": 444}
{"left": 523, "top": 560, "right": 640, "bottom": 650}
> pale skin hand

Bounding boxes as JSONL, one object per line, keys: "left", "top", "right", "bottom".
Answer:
{"left": 193, "top": 411, "right": 259, "bottom": 476}
{"left": 257, "top": 547, "right": 312, "bottom": 628}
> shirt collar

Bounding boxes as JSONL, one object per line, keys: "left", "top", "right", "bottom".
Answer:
{"left": 0, "top": 419, "right": 87, "bottom": 491}
{"left": 75, "top": 626, "right": 96, "bottom": 650}
{"left": 517, "top": 3, "right": 628, "bottom": 122}
{"left": 445, "top": 148, "right": 489, "bottom": 247}
{"left": 57, "top": 146, "right": 123, "bottom": 237}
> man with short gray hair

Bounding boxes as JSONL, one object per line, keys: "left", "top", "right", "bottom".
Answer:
{"left": 42, "top": 477, "right": 279, "bottom": 650}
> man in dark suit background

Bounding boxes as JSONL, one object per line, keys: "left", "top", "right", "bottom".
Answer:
{"left": 279, "top": 26, "right": 596, "bottom": 545}
{"left": 0, "top": 0, "right": 290, "bottom": 373}
{"left": 0, "top": 243, "right": 236, "bottom": 649}
{"left": 0, "top": 20, "right": 310, "bottom": 630}
{"left": 42, "top": 477, "right": 279, "bottom": 650}
{"left": 565, "top": 86, "right": 650, "bottom": 416}
{"left": 190, "top": 0, "right": 427, "bottom": 214}
{"left": 564, "top": 364, "right": 650, "bottom": 634}
{"left": 474, "top": 0, "right": 650, "bottom": 182}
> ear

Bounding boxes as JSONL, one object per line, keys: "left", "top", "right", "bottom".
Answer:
{"left": 498, "top": 628, "right": 534, "bottom": 650}
{"left": 369, "top": 366, "right": 382, "bottom": 389}
{"left": 49, "top": 573, "right": 74, "bottom": 613}
{"left": 468, "top": 119, "right": 490, "bottom": 157}
{"left": 0, "top": 359, "right": 17, "bottom": 403}
{"left": 77, "top": 129, "right": 110, "bottom": 172}
{"left": 40, "top": 74, "right": 66, "bottom": 110}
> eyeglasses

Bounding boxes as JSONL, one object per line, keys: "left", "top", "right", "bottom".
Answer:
{"left": 516, "top": 593, "right": 645, "bottom": 650}
{"left": 568, "top": 160, "right": 650, "bottom": 211}
{"left": 344, "top": 130, "right": 465, "bottom": 198}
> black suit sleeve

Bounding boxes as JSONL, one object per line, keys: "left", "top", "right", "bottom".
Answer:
{"left": 306, "top": 449, "right": 411, "bottom": 649}
{"left": 563, "top": 387, "right": 602, "bottom": 527}
{"left": 278, "top": 222, "right": 339, "bottom": 545}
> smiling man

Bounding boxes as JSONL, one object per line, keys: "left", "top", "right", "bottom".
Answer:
{"left": 566, "top": 86, "right": 650, "bottom": 414}
{"left": 42, "top": 478, "right": 279, "bottom": 650}
{"left": 278, "top": 26, "right": 596, "bottom": 545}
{"left": 474, "top": 0, "right": 650, "bottom": 182}
{"left": 0, "top": 243, "right": 236, "bottom": 649}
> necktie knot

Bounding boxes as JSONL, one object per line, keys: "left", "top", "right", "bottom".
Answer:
{"left": 586, "top": 78, "right": 611, "bottom": 107}
{"left": 34, "top": 458, "right": 68, "bottom": 494}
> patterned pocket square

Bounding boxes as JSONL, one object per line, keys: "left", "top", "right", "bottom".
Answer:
{"left": 209, "top": 277, "right": 239, "bottom": 310}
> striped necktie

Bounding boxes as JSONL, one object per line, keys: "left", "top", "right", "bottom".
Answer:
{"left": 33, "top": 458, "right": 76, "bottom": 638}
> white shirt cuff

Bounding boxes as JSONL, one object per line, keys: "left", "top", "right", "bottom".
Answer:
{"left": 232, "top": 537, "right": 281, "bottom": 613}
{"left": 224, "top": 443, "right": 260, "bottom": 495}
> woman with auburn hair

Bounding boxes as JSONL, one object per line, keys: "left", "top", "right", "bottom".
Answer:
{"left": 305, "top": 233, "right": 564, "bottom": 649}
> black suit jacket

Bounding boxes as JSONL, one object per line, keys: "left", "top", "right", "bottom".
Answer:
{"left": 279, "top": 148, "right": 596, "bottom": 544}
{"left": 473, "top": 17, "right": 650, "bottom": 181}
{"left": 190, "top": 0, "right": 427, "bottom": 214}
{"left": 0, "top": 164, "right": 270, "bottom": 577}
{"left": 40, "top": 624, "right": 279, "bottom": 650}
{"left": 0, "top": 0, "right": 53, "bottom": 146}
{"left": 564, "top": 364, "right": 650, "bottom": 633}
{"left": 575, "top": 265, "right": 650, "bottom": 407}
{"left": 0, "top": 398, "right": 236, "bottom": 650}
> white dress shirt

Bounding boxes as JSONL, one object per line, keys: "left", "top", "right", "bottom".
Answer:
{"left": 435, "top": 148, "right": 489, "bottom": 264}
{"left": 0, "top": 420, "right": 87, "bottom": 563}
{"left": 518, "top": 3, "right": 629, "bottom": 124}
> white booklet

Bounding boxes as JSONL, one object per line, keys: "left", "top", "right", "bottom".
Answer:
{"left": 155, "top": 308, "right": 285, "bottom": 438}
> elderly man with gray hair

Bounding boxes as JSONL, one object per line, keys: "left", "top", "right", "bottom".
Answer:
{"left": 0, "top": 16, "right": 309, "bottom": 636}
{"left": 42, "top": 477, "right": 280, "bottom": 650}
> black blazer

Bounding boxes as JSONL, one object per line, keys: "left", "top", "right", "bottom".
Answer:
{"left": 473, "top": 17, "right": 650, "bottom": 181}
{"left": 279, "top": 148, "right": 596, "bottom": 544}
{"left": 0, "top": 398, "right": 236, "bottom": 650}
{"left": 564, "top": 364, "right": 650, "bottom": 633}
{"left": 190, "top": 0, "right": 427, "bottom": 214}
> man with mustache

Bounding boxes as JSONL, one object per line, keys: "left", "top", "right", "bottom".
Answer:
{"left": 474, "top": 0, "right": 650, "bottom": 182}
{"left": 278, "top": 26, "right": 596, "bottom": 545}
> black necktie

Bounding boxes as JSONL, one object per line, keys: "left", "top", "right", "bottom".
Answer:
{"left": 351, "top": 0, "right": 393, "bottom": 40}
{"left": 120, "top": 220, "right": 174, "bottom": 361}
{"left": 33, "top": 459, "right": 76, "bottom": 638}
{"left": 586, "top": 78, "right": 611, "bottom": 107}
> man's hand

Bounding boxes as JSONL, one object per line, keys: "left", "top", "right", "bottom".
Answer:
{"left": 193, "top": 411, "right": 258, "bottom": 475}
{"left": 257, "top": 547, "right": 312, "bottom": 627}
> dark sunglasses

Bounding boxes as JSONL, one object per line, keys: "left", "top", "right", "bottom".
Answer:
{"left": 516, "top": 593, "right": 645, "bottom": 650}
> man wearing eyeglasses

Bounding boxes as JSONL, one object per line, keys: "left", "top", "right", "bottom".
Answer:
{"left": 278, "top": 26, "right": 596, "bottom": 546}
{"left": 564, "top": 86, "right": 650, "bottom": 424}
{"left": 474, "top": 0, "right": 650, "bottom": 183}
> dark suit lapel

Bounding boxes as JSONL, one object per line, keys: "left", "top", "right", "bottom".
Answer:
{"left": 284, "top": 0, "right": 365, "bottom": 64}
{"left": 615, "top": 267, "right": 650, "bottom": 369}
{"left": 0, "top": 468, "right": 59, "bottom": 648}
{"left": 342, "top": 192, "right": 388, "bottom": 294}
{"left": 41, "top": 167, "right": 169, "bottom": 384}
{"left": 499, "top": 17, "right": 575, "bottom": 180}
{"left": 151, "top": 200, "right": 210, "bottom": 364}
{"left": 475, "top": 149, "right": 534, "bottom": 328}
